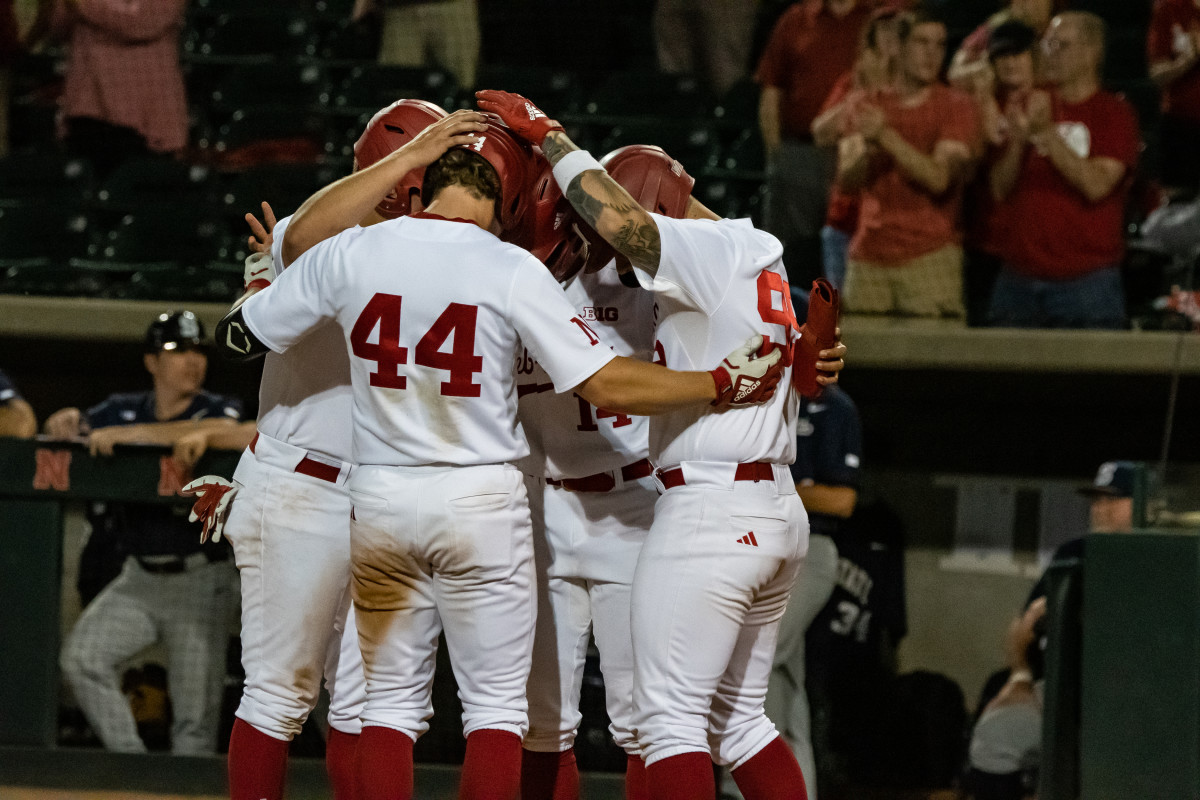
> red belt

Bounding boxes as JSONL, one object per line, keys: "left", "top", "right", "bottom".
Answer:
{"left": 250, "top": 433, "right": 342, "bottom": 484}
{"left": 547, "top": 458, "right": 654, "bottom": 493}
{"left": 656, "top": 462, "right": 775, "bottom": 490}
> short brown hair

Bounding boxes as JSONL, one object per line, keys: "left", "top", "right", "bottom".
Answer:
{"left": 421, "top": 148, "right": 501, "bottom": 210}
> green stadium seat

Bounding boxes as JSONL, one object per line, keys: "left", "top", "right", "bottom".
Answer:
{"left": 330, "top": 65, "right": 459, "bottom": 116}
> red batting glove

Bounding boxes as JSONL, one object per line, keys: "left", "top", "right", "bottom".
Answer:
{"left": 792, "top": 278, "right": 840, "bottom": 399}
{"left": 710, "top": 335, "right": 785, "bottom": 409}
{"left": 181, "top": 475, "right": 237, "bottom": 544}
{"left": 475, "top": 89, "right": 564, "bottom": 146}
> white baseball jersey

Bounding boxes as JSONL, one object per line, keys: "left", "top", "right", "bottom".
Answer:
{"left": 250, "top": 214, "right": 354, "bottom": 462}
{"left": 515, "top": 261, "right": 655, "bottom": 480}
{"left": 631, "top": 215, "right": 800, "bottom": 467}
{"left": 241, "top": 215, "right": 616, "bottom": 467}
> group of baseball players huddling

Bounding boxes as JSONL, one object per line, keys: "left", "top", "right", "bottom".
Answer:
{"left": 181, "top": 88, "right": 847, "bottom": 800}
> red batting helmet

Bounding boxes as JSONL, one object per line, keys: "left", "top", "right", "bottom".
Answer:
{"left": 506, "top": 156, "right": 616, "bottom": 282}
{"left": 454, "top": 115, "right": 537, "bottom": 232}
{"left": 599, "top": 144, "right": 695, "bottom": 219}
{"left": 353, "top": 98, "right": 448, "bottom": 218}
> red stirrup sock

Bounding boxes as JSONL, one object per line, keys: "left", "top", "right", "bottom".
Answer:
{"left": 356, "top": 725, "right": 415, "bottom": 800}
{"left": 521, "top": 747, "right": 581, "bottom": 800}
{"left": 645, "top": 752, "right": 717, "bottom": 800}
{"left": 625, "top": 753, "right": 649, "bottom": 800}
{"left": 731, "top": 737, "right": 807, "bottom": 800}
{"left": 228, "top": 718, "right": 290, "bottom": 800}
{"left": 326, "top": 728, "right": 360, "bottom": 800}
{"left": 460, "top": 728, "right": 523, "bottom": 800}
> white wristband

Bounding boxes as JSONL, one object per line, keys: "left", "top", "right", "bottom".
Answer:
{"left": 552, "top": 149, "right": 605, "bottom": 193}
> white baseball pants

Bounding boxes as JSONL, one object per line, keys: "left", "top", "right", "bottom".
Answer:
{"left": 223, "top": 434, "right": 366, "bottom": 741}
{"left": 523, "top": 473, "right": 656, "bottom": 754}
{"left": 348, "top": 462, "right": 536, "bottom": 742}
{"left": 630, "top": 462, "right": 808, "bottom": 769}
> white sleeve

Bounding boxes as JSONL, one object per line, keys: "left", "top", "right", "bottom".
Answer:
{"left": 509, "top": 257, "right": 616, "bottom": 392}
{"left": 631, "top": 215, "right": 782, "bottom": 314}
{"left": 269, "top": 214, "right": 292, "bottom": 270}
{"left": 241, "top": 231, "right": 348, "bottom": 353}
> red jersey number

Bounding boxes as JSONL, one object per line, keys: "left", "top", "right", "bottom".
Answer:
{"left": 350, "top": 293, "right": 484, "bottom": 396}
{"left": 755, "top": 271, "right": 799, "bottom": 361}
{"left": 574, "top": 394, "right": 633, "bottom": 432}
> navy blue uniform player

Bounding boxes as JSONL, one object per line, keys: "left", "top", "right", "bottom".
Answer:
{"left": 0, "top": 368, "right": 37, "bottom": 437}
{"left": 52, "top": 311, "right": 243, "bottom": 754}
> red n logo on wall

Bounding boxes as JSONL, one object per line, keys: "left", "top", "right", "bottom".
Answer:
{"left": 32, "top": 449, "right": 72, "bottom": 491}
{"left": 158, "top": 456, "right": 192, "bottom": 497}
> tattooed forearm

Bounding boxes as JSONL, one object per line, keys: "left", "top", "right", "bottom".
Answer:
{"left": 540, "top": 131, "right": 578, "bottom": 166}
{"left": 613, "top": 219, "right": 661, "bottom": 269}
{"left": 565, "top": 171, "right": 662, "bottom": 273}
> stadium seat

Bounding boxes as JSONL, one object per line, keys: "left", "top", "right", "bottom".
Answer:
{"left": 93, "top": 156, "right": 215, "bottom": 215}
{"left": 317, "top": 18, "right": 381, "bottom": 64}
{"left": 330, "top": 65, "right": 459, "bottom": 115}
{"left": 218, "top": 162, "right": 341, "bottom": 224}
{"left": 0, "top": 148, "right": 94, "bottom": 204}
{"left": 185, "top": 12, "right": 318, "bottom": 64}
{"left": 82, "top": 208, "right": 222, "bottom": 267}
{"left": 714, "top": 129, "right": 766, "bottom": 176}
{"left": 0, "top": 203, "right": 92, "bottom": 262}
{"left": 584, "top": 71, "right": 713, "bottom": 120}
{"left": 598, "top": 120, "right": 720, "bottom": 173}
{"left": 0, "top": 260, "right": 109, "bottom": 297}
{"left": 198, "top": 108, "right": 328, "bottom": 167}
{"left": 210, "top": 61, "right": 328, "bottom": 113}
{"left": 713, "top": 77, "right": 760, "bottom": 130}
{"left": 474, "top": 65, "right": 584, "bottom": 115}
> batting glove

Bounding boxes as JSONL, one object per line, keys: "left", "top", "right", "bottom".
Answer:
{"left": 244, "top": 252, "right": 277, "bottom": 293}
{"left": 710, "top": 335, "right": 785, "bottom": 409}
{"left": 181, "top": 476, "right": 237, "bottom": 544}
{"left": 475, "top": 89, "right": 564, "bottom": 146}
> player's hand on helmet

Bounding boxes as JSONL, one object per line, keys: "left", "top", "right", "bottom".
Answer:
{"left": 181, "top": 475, "right": 237, "bottom": 544}
{"left": 401, "top": 109, "right": 488, "bottom": 168}
{"left": 710, "top": 335, "right": 786, "bottom": 409}
{"left": 245, "top": 201, "right": 276, "bottom": 255}
{"left": 474, "top": 90, "right": 563, "bottom": 146}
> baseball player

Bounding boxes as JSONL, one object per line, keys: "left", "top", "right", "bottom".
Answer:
{"left": 47, "top": 312, "right": 242, "bottom": 756}
{"left": 512, "top": 170, "right": 659, "bottom": 800}
{"left": 181, "top": 99, "right": 452, "bottom": 800}
{"left": 477, "top": 90, "right": 847, "bottom": 800}
{"left": 213, "top": 109, "right": 785, "bottom": 800}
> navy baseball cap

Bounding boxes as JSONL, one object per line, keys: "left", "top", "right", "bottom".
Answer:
{"left": 145, "top": 310, "right": 205, "bottom": 353}
{"left": 1079, "top": 461, "right": 1137, "bottom": 498}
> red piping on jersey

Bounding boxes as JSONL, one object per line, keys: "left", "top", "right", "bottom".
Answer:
{"left": 412, "top": 211, "right": 481, "bottom": 228}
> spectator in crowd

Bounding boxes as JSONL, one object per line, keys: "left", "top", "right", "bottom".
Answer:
{"left": 50, "top": 0, "right": 188, "bottom": 177}
{"left": 0, "top": 368, "right": 36, "bottom": 437}
{"left": 47, "top": 311, "right": 242, "bottom": 754}
{"left": 755, "top": 0, "right": 874, "bottom": 285}
{"left": 1148, "top": 0, "right": 1200, "bottom": 195}
{"left": 949, "top": 0, "right": 1059, "bottom": 96}
{"left": 351, "top": 0, "right": 480, "bottom": 89}
{"left": 811, "top": 4, "right": 905, "bottom": 289}
{"left": 965, "top": 597, "right": 1046, "bottom": 800}
{"left": 987, "top": 12, "right": 1140, "bottom": 329}
{"left": 654, "top": 0, "right": 757, "bottom": 97}
{"left": 838, "top": 9, "right": 980, "bottom": 318}
{"left": 963, "top": 21, "right": 1039, "bottom": 324}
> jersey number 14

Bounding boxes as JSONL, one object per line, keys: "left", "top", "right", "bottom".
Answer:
{"left": 350, "top": 293, "right": 483, "bottom": 397}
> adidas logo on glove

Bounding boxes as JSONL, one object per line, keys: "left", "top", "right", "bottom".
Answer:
{"left": 525, "top": 102, "right": 544, "bottom": 121}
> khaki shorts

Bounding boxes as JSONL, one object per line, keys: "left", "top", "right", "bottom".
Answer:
{"left": 845, "top": 244, "right": 965, "bottom": 318}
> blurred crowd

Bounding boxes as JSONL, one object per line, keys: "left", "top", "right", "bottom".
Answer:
{"left": 0, "top": 0, "right": 1196, "bottom": 328}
